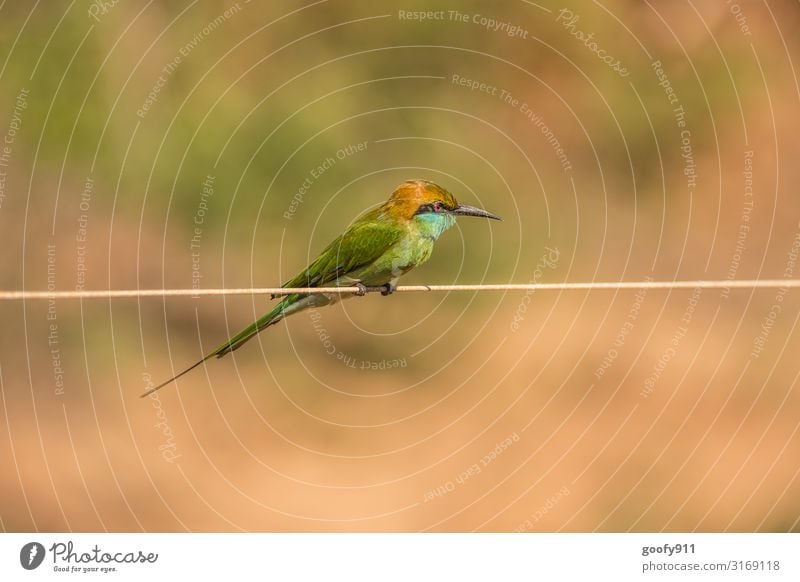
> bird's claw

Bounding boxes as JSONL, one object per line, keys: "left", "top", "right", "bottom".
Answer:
{"left": 353, "top": 282, "right": 368, "bottom": 296}
{"left": 381, "top": 282, "right": 396, "bottom": 296}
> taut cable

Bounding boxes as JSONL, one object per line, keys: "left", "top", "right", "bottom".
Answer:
{"left": 1, "top": 279, "right": 799, "bottom": 300}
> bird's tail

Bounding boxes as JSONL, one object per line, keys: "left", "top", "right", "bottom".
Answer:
{"left": 140, "top": 298, "right": 293, "bottom": 398}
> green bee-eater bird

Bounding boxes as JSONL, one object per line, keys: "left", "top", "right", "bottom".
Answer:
{"left": 142, "top": 179, "right": 500, "bottom": 397}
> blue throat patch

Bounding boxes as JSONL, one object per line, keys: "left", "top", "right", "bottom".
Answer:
{"left": 414, "top": 212, "right": 457, "bottom": 240}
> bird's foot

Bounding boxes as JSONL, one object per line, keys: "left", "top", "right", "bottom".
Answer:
{"left": 353, "top": 282, "right": 368, "bottom": 296}
{"left": 380, "top": 282, "right": 397, "bottom": 296}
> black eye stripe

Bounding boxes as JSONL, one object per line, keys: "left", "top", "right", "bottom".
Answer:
{"left": 415, "top": 202, "right": 453, "bottom": 215}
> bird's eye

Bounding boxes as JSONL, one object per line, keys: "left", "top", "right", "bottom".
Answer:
{"left": 433, "top": 202, "right": 443, "bottom": 212}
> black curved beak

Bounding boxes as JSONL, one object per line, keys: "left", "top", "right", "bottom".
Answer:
{"left": 451, "top": 203, "right": 502, "bottom": 221}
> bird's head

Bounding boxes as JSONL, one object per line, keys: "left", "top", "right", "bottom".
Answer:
{"left": 382, "top": 180, "right": 501, "bottom": 237}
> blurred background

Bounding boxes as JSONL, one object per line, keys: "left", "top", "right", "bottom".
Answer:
{"left": 1, "top": 0, "right": 799, "bottom": 532}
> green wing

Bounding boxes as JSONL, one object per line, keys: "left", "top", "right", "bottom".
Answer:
{"left": 280, "top": 215, "right": 403, "bottom": 290}
{"left": 141, "top": 214, "right": 403, "bottom": 398}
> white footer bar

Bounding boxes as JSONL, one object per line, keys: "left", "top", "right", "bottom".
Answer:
{"left": 1, "top": 533, "right": 797, "bottom": 581}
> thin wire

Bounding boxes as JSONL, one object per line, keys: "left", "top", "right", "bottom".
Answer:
{"left": 1, "top": 279, "right": 799, "bottom": 300}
